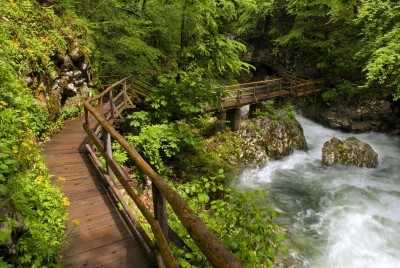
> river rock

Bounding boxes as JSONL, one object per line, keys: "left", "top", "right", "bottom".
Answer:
{"left": 239, "top": 117, "right": 308, "bottom": 161}
{"left": 321, "top": 137, "right": 378, "bottom": 168}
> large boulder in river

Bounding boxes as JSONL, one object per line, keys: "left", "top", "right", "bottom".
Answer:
{"left": 239, "top": 117, "right": 308, "bottom": 160}
{"left": 203, "top": 115, "right": 307, "bottom": 172}
{"left": 321, "top": 137, "right": 378, "bottom": 168}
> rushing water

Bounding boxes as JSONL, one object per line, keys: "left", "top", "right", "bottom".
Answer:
{"left": 237, "top": 116, "right": 400, "bottom": 268}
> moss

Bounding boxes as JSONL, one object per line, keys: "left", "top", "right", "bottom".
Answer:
{"left": 346, "top": 136, "right": 358, "bottom": 142}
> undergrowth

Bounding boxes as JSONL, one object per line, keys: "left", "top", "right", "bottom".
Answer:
{"left": 0, "top": 1, "right": 91, "bottom": 266}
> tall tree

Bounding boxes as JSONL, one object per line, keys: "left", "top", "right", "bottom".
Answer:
{"left": 355, "top": 0, "right": 400, "bottom": 99}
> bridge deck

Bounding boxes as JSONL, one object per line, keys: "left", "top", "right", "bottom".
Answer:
{"left": 42, "top": 117, "right": 154, "bottom": 268}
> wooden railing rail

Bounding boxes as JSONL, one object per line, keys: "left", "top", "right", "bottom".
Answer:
{"left": 83, "top": 77, "right": 243, "bottom": 268}
{"left": 222, "top": 78, "right": 283, "bottom": 90}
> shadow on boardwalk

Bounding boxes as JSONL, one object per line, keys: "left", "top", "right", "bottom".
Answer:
{"left": 42, "top": 117, "right": 155, "bottom": 267}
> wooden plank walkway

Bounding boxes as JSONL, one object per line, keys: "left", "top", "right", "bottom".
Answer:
{"left": 42, "top": 117, "right": 155, "bottom": 268}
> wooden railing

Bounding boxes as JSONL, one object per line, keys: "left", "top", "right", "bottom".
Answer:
{"left": 207, "top": 77, "right": 323, "bottom": 111}
{"left": 263, "top": 57, "right": 312, "bottom": 83}
{"left": 83, "top": 76, "right": 243, "bottom": 268}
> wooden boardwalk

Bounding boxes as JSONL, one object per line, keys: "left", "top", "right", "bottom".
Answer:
{"left": 42, "top": 117, "right": 155, "bottom": 268}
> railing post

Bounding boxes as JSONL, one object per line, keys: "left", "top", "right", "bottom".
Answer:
{"left": 103, "top": 128, "right": 114, "bottom": 182}
{"left": 84, "top": 108, "right": 93, "bottom": 150}
{"left": 99, "top": 96, "right": 103, "bottom": 117}
{"left": 122, "top": 80, "right": 126, "bottom": 107}
{"left": 153, "top": 184, "right": 169, "bottom": 242}
{"left": 109, "top": 90, "right": 114, "bottom": 122}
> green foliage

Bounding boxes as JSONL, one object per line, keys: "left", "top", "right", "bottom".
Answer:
{"left": 254, "top": 101, "right": 277, "bottom": 119}
{"left": 126, "top": 122, "right": 199, "bottom": 175}
{"left": 8, "top": 171, "right": 67, "bottom": 267}
{"left": 236, "top": 0, "right": 400, "bottom": 100}
{"left": 112, "top": 141, "right": 129, "bottom": 166}
{"left": 127, "top": 111, "right": 152, "bottom": 130}
{"left": 0, "top": 120, "right": 67, "bottom": 266}
{"left": 355, "top": 1, "right": 400, "bottom": 97}
{"left": 0, "top": 1, "right": 87, "bottom": 266}
{"left": 321, "top": 80, "right": 364, "bottom": 101}
{"left": 61, "top": 96, "right": 84, "bottom": 120}
{"left": 0, "top": 257, "right": 13, "bottom": 268}
{"left": 254, "top": 102, "right": 296, "bottom": 125}
{"left": 71, "top": 0, "right": 252, "bottom": 120}
{"left": 169, "top": 170, "right": 284, "bottom": 267}
{"left": 150, "top": 69, "right": 224, "bottom": 121}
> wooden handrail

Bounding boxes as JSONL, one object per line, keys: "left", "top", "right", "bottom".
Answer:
{"left": 223, "top": 78, "right": 283, "bottom": 89}
{"left": 83, "top": 77, "right": 243, "bottom": 268}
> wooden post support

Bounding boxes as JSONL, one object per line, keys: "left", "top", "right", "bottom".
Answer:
{"left": 249, "top": 103, "right": 264, "bottom": 119}
{"left": 153, "top": 184, "right": 169, "bottom": 242}
{"left": 226, "top": 108, "right": 241, "bottom": 131}
{"left": 102, "top": 129, "right": 114, "bottom": 182}
{"left": 109, "top": 90, "right": 114, "bottom": 122}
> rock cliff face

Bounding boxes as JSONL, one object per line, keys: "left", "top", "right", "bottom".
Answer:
{"left": 321, "top": 137, "right": 378, "bottom": 168}
{"left": 298, "top": 97, "right": 400, "bottom": 134}
{"left": 27, "top": 40, "right": 91, "bottom": 121}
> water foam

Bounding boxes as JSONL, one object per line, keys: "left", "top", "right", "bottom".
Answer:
{"left": 238, "top": 115, "right": 400, "bottom": 267}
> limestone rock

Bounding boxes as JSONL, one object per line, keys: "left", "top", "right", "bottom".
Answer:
{"left": 298, "top": 97, "right": 400, "bottom": 134}
{"left": 69, "top": 40, "right": 84, "bottom": 62}
{"left": 80, "top": 82, "right": 91, "bottom": 99}
{"left": 239, "top": 117, "right": 308, "bottom": 161}
{"left": 321, "top": 137, "right": 378, "bottom": 168}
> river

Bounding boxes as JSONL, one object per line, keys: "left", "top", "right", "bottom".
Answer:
{"left": 237, "top": 115, "right": 400, "bottom": 268}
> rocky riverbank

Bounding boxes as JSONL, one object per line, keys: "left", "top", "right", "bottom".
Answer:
{"left": 204, "top": 105, "right": 308, "bottom": 173}
{"left": 296, "top": 96, "right": 400, "bottom": 135}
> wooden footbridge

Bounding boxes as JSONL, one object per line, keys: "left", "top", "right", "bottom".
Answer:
{"left": 42, "top": 64, "right": 323, "bottom": 267}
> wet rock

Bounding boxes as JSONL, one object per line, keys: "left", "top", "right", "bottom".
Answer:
{"left": 298, "top": 97, "right": 400, "bottom": 134}
{"left": 239, "top": 117, "right": 308, "bottom": 161}
{"left": 321, "top": 137, "right": 378, "bottom": 168}
{"left": 236, "top": 128, "right": 268, "bottom": 167}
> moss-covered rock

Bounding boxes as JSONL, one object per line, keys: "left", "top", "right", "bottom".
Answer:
{"left": 202, "top": 114, "right": 308, "bottom": 174}
{"left": 239, "top": 117, "right": 308, "bottom": 160}
{"left": 321, "top": 137, "right": 378, "bottom": 168}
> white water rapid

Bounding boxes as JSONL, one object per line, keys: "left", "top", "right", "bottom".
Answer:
{"left": 237, "top": 116, "right": 400, "bottom": 268}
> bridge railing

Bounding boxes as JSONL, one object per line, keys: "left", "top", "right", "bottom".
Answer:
{"left": 219, "top": 78, "right": 283, "bottom": 108}
{"left": 263, "top": 57, "right": 312, "bottom": 83}
{"left": 83, "top": 76, "right": 243, "bottom": 268}
{"left": 210, "top": 77, "right": 322, "bottom": 111}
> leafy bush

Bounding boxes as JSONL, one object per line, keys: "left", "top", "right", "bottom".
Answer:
{"left": 322, "top": 80, "right": 364, "bottom": 102}
{"left": 0, "top": 106, "right": 68, "bottom": 266}
{"left": 254, "top": 102, "right": 296, "bottom": 126}
{"left": 126, "top": 122, "right": 200, "bottom": 175}
{"left": 169, "top": 170, "right": 284, "bottom": 267}
{"left": 150, "top": 69, "right": 224, "bottom": 121}
{"left": 0, "top": 1, "right": 89, "bottom": 266}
